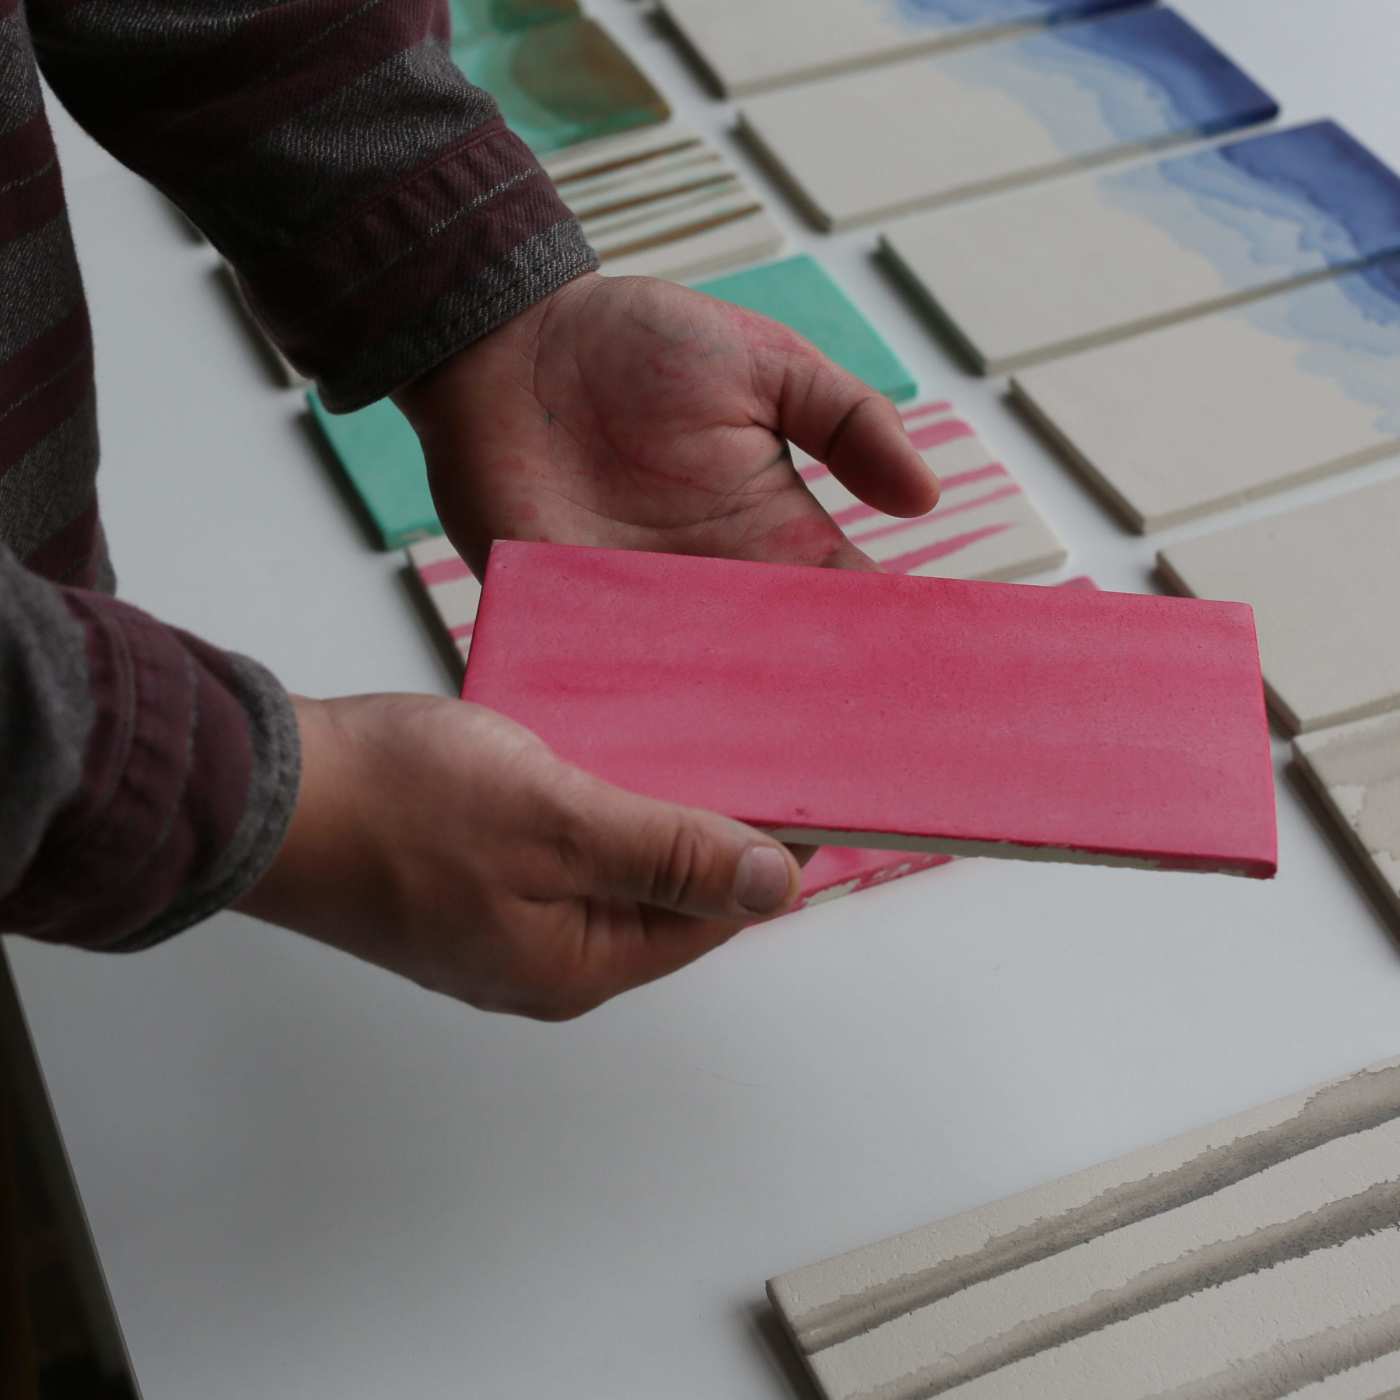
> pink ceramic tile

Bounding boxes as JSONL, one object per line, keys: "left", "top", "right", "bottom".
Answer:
{"left": 461, "top": 543, "right": 1277, "bottom": 876}
{"left": 796, "top": 400, "right": 1065, "bottom": 582}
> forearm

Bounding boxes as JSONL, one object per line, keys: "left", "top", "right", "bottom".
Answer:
{"left": 28, "top": 0, "right": 596, "bottom": 409}
{"left": 0, "top": 547, "right": 299, "bottom": 950}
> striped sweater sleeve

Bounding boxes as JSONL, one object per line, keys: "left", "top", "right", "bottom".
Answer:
{"left": 0, "top": 546, "right": 299, "bottom": 951}
{"left": 28, "top": 0, "right": 598, "bottom": 411}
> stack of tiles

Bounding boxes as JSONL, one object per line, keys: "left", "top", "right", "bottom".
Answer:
{"left": 1295, "top": 714, "right": 1400, "bottom": 923}
{"left": 741, "top": 7, "right": 1277, "bottom": 230}
{"left": 1158, "top": 475, "right": 1400, "bottom": 735}
{"left": 1013, "top": 256, "right": 1400, "bottom": 530}
{"left": 694, "top": 255, "right": 918, "bottom": 402}
{"left": 461, "top": 542, "right": 1277, "bottom": 876}
{"left": 658, "top": 0, "right": 1145, "bottom": 96}
{"left": 880, "top": 121, "right": 1400, "bottom": 373}
{"left": 767, "top": 1058, "right": 1400, "bottom": 1400}
{"left": 798, "top": 400, "right": 1065, "bottom": 580}
{"left": 543, "top": 126, "right": 784, "bottom": 281}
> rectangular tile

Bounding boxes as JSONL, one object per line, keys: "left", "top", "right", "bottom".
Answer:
{"left": 542, "top": 125, "right": 784, "bottom": 282}
{"left": 880, "top": 121, "right": 1400, "bottom": 373}
{"left": 1013, "top": 257, "right": 1400, "bottom": 530}
{"left": 308, "top": 391, "right": 434, "bottom": 551}
{"left": 461, "top": 542, "right": 1276, "bottom": 875}
{"left": 452, "top": 16, "right": 668, "bottom": 157}
{"left": 1158, "top": 476, "right": 1400, "bottom": 735}
{"left": 408, "top": 535, "right": 481, "bottom": 668}
{"left": 741, "top": 8, "right": 1276, "bottom": 230}
{"left": 768, "top": 1059, "right": 1400, "bottom": 1400}
{"left": 694, "top": 255, "right": 918, "bottom": 401}
{"left": 1294, "top": 712, "right": 1400, "bottom": 922}
{"left": 800, "top": 400, "right": 1065, "bottom": 580}
{"left": 659, "top": 0, "right": 1146, "bottom": 96}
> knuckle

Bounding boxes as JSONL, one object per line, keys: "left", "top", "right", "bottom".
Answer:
{"left": 649, "top": 818, "right": 715, "bottom": 910}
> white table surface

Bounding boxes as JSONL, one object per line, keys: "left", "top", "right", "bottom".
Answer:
{"left": 10, "top": 2, "right": 1400, "bottom": 1396}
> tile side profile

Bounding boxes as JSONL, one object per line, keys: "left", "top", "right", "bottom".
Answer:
{"left": 461, "top": 542, "right": 1277, "bottom": 876}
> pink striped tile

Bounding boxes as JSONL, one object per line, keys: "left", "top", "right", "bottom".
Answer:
{"left": 799, "top": 398, "right": 1065, "bottom": 582}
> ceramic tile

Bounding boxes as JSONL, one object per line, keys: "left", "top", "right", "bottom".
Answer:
{"left": 462, "top": 542, "right": 1276, "bottom": 875}
{"left": 1158, "top": 476, "right": 1400, "bottom": 735}
{"left": 1295, "top": 713, "right": 1400, "bottom": 922}
{"left": 307, "top": 391, "right": 435, "bottom": 550}
{"left": 768, "top": 1058, "right": 1400, "bottom": 1400}
{"left": 408, "top": 535, "right": 481, "bottom": 667}
{"left": 798, "top": 399, "right": 1065, "bottom": 580}
{"left": 693, "top": 255, "right": 918, "bottom": 401}
{"left": 659, "top": 0, "right": 1144, "bottom": 96}
{"left": 542, "top": 125, "right": 784, "bottom": 282}
{"left": 741, "top": 8, "right": 1276, "bottom": 230}
{"left": 1013, "top": 257, "right": 1400, "bottom": 530}
{"left": 452, "top": 16, "right": 668, "bottom": 157}
{"left": 880, "top": 121, "right": 1400, "bottom": 373}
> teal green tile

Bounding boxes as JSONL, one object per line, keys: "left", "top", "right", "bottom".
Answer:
{"left": 446, "top": 0, "right": 578, "bottom": 47}
{"left": 307, "top": 391, "right": 440, "bottom": 550}
{"left": 692, "top": 255, "right": 917, "bottom": 402}
{"left": 451, "top": 18, "right": 668, "bottom": 157}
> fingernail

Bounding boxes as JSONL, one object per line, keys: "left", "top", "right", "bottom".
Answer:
{"left": 735, "top": 846, "right": 793, "bottom": 914}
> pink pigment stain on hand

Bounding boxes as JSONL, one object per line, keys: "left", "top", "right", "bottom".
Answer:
{"left": 462, "top": 543, "right": 1277, "bottom": 878}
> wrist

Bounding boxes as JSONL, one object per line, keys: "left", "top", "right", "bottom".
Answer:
{"left": 393, "top": 270, "right": 602, "bottom": 432}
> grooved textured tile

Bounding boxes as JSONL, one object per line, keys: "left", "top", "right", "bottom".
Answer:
{"left": 1295, "top": 712, "right": 1400, "bottom": 922}
{"left": 658, "top": 0, "right": 1145, "bottom": 96}
{"left": 461, "top": 542, "right": 1277, "bottom": 875}
{"left": 542, "top": 125, "right": 784, "bottom": 281}
{"left": 307, "top": 391, "right": 433, "bottom": 551}
{"left": 1013, "top": 257, "right": 1400, "bottom": 530}
{"left": 741, "top": 8, "right": 1276, "bottom": 230}
{"left": 1158, "top": 476, "right": 1400, "bottom": 735}
{"left": 693, "top": 255, "right": 918, "bottom": 401}
{"left": 800, "top": 400, "right": 1065, "bottom": 580}
{"left": 767, "top": 1059, "right": 1400, "bottom": 1400}
{"left": 880, "top": 121, "right": 1400, "bottom": 373}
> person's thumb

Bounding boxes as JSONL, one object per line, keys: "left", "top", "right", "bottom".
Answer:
{"left": 579, "top": 777, "right": 801, "bottom": 920}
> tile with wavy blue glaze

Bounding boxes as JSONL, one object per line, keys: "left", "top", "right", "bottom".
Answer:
{"left": 768, "top": 1059, "right": 1400, "bottom": 1400}
{"left": 881, "top": 121, "right": 1400, "bottom": 373}
{"left": 741, "top": 8, "right": 1276, "bottom": 230}
{"left": 1014, "top": 256, "right": 1400, "bottom": 530}
{"left": 659, "top": 0, "right": 1146, "bottom": 96}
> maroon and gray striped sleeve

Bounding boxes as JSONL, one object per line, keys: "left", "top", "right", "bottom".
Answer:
{"left": 0, "top": 0, "right": 596, "bottom": 950}
{"left": 31, "top": 0, "right": 597, "bottom": 410}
